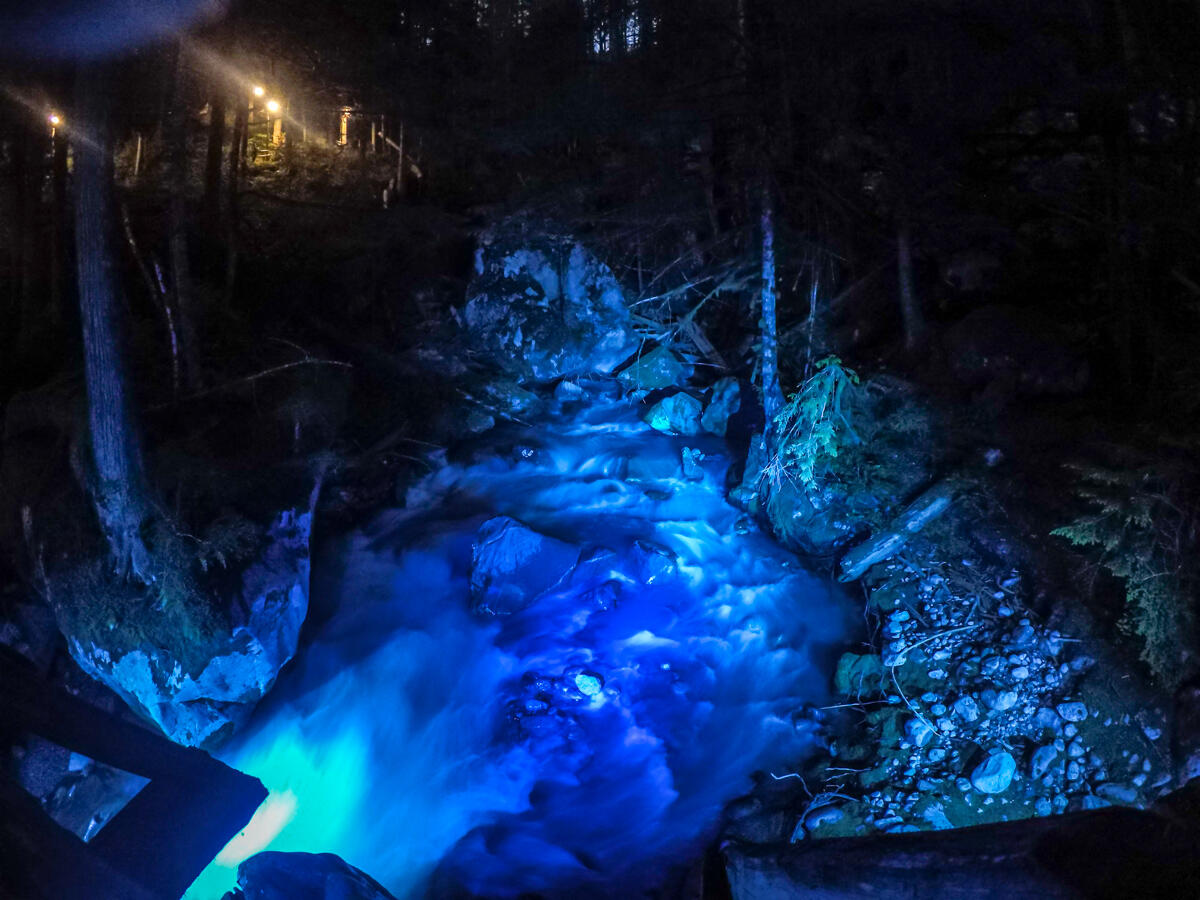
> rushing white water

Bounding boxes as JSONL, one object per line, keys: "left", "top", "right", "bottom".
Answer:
{"left": 186, "top": 383, "right": 855, "bottom": 899}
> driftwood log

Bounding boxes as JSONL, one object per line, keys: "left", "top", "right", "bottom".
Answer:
{"left": 725, "top": 780, "right": 1200, "bottom": 900}
{"left": 838, "top": 481, "right": 956, "bottom": 582}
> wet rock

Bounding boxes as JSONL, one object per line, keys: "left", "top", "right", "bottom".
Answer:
{"left": 464, "top": 227, "right": 637, "bottom": 383}
{"left": 630, "top": 540, "right": 677, "bottom": 584}
{"left": 1030, "top": 745, "right": 1059, "bottom": 779}
{"left": 1096, "top": 783, "right": 1138, "bottom": 804}
{"left": 803, "top": 805, "right": 844, "bottom": 832}
{"left": 643, "top": 392, "right": 703, "bottom": 435}
{"left": 617, "top": 345, "right": 689, "bottom": 391}
{"left": 68, "top": 510, "right": 312, "bottom": 748}
{"left": 953, "top": 696, "right": 980, "bottom": 722}
{"left": 469, "top": 516, "right": 578, "bottom": 615}
{"left": 1057, "top": 701, "right": 1088, "bottom": 722}
{"left": 701, "top": 377, "right": 741, "bottom": 436}
{"left": 982, "top": 689, "right": 1018, "bottom": 712}
{"left": 971, "top": 751, "right": 1016, "bottom": 794}
{"left": 238, "top": 851, "right": 397, "bottom": 900}
{"left": 905, "top": 717, "right": 937, "bottom": 748}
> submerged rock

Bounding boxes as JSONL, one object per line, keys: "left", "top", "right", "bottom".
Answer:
{"left": 469, "top": 516, "right": 577, "bottom": 615}
{"left": 464, "top": 225, "right": 637, "bottom": 383}
{"left": 68, "top": 510, "right": 312, "bottom": 748}
{"left": 237, "top": 851, "right": 396, "bottom": 900}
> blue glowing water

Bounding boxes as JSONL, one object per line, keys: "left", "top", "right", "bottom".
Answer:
{"left": 186, "top": 385, "right": 854, "bottom": 899}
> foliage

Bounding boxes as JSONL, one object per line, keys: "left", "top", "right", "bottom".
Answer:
{"left": 50, "top": 512, "right": 264, "bottom": 677}
{"left": 1052, "top": 464, "right": 1199, "bottom": 687}
{"left": 764, "top": 355, "right": 861, "bottom": 494}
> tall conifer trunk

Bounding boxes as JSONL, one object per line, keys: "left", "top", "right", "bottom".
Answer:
{"left": 74, "top": 62, "right": 154, "bottom": 582}
{"left": 760, "top": 183, "right": 784, "bottom": 425}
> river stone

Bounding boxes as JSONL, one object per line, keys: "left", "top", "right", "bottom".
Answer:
{"left": 469, "top": 516, "right": 577, "bottom": 616}
{"left": 1057, "top": 701, "right": 1088, "bottom": 722}
{"left": 953, "top": 695, "right": 980, "bottom": 722}
{"left": 68, "top": 509, "right": 312, "bottom": 749}
{"left": 701, "top": 377, "right": 741, "bottom": 436}
{"left": 238, "top": 851, "right": 397, "bottom": 900}
{"left": 905, "top": 716, "right": 937, "bottom": 748}
{"left": 464, "top": 225, "right": 637, "bottom": 383}
{"left": 971, "top": 751, "right": 1017, "bottom": 794}
{"left": 643, "top": 392, "right": 703, "bottom": 435}
{"left": 617, "top": 345, "right": 689, "bottom": 391}
{"left": 1030, "top": 744, "right": 1059, "bottom": 779}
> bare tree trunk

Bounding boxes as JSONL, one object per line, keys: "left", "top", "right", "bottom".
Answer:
{"left": 74, "top": 63, "right": 154, "bottom": 583}
{"left": 14, "top": 117, "right": 40, "bottom": 366}
{"left": 897, "top": 219, "right": 927, "bottom": 352}
{"left": 49, "top": 113, "right": 69, "bottom": 336}
{"left": 224, "top": 97, "right": 247, "bottom": 308}
{"left": 165, "top": 40, "right": 201, "bottom": 390}
{"left": 202, "top": 86, "right": 226, "bottom": 230}
{"left": 760, "top": 184, "right": 784, "bottom": 425}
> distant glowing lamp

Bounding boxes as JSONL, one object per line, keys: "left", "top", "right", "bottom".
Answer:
{"left": 266, "top": 99, "right": 280, "bottom": 114}
{"left": 252, "top": 85, "right": 265, "bottom": 97}
{"left": 48, "top": 113, "right": 61, "bottom": 127}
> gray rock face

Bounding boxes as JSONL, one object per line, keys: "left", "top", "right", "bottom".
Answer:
{"left": 238, "top": 851, "right": 396, "bottom": 900}
{"left": 464, "top": 226, "right": 638, "bottom": 383}
{"left": 69, "top": 510, "right": 311, "bottom": 748}
{"left": 971, "top": 751, "right": 1017, "bottom": 794}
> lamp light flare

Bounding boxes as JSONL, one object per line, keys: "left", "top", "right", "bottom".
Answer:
{"left": 266, "top": 99, "right": 280, "bottom": 114}
{"left": 48, "top": 113, "right": 61, "bottom": 126}
{"left": 252, "top": 85, "right": 265, "bottom": 97}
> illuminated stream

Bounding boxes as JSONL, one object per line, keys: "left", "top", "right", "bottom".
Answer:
{"left": 186, "top": 382, "right": 855, "bottom": 899}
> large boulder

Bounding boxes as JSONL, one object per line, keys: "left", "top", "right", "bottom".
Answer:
{"left": 237, "top": 852, "right": 396, "bottom": 900}
{"left": 67, "top": 510, "right": 311, "bottom": 748}
{"left": 464, "top": 223, "right": 638, "bottom": 383}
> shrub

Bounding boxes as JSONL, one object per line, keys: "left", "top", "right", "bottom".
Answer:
{"left": 1052, "top": 464, "right": 1199, "bottom": 687}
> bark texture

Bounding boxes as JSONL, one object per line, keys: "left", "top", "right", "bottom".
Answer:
{"left": 74, "top": 63, "right": 154, "bottom": 582}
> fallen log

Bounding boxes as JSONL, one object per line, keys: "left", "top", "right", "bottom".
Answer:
{"left": 0, "top": 648, "right": 266, "bottom": 899}
{"left": 837, "top": 481, "right": 955, "bottom": 582}
{"left": 725, "top": 779, "right": 1200, "bottom": 900}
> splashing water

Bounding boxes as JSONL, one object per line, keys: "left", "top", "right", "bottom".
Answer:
{"left": 187, "top": 386, "right": 855, "bottom": 899}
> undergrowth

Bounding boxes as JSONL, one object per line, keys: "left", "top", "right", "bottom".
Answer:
{"left": 1052, "top": 463, "right": 1199, "bottom": 687}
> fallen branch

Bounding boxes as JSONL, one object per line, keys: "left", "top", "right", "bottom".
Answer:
{"left": 838, "top": 481, "right": 957, "bottom": 582}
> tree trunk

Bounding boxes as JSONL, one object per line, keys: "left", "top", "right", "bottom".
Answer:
{"left": 760, "top": 184, "right": 784, "bottom": 425}
{"left": 203, "top": 86, "right": 226, "bottom": 230}
{"left": 14, "top": 117, "right": 40, "bottom": 366}
{"left": 165, "top": 40, "right": 201, "bottom": 390}
{"left": 49, "top": 114, "right": 70, "bottom": 338}
{"left": 74, "top": 63, "right": 154, "bottom": 583}
{"left": 896, "top": 219, "right": 927, "bottom": 352}
{"left": 224, "top": 98, "right": 247, "bottom": 308}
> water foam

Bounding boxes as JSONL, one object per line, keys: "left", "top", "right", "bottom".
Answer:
{"left": 187, "top": 388, "right": 854, "bottom": 898}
